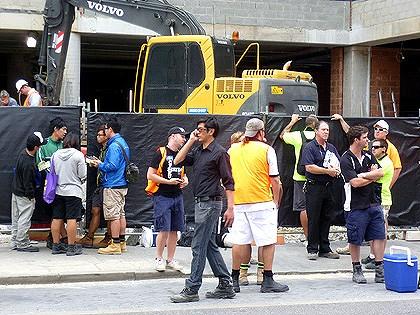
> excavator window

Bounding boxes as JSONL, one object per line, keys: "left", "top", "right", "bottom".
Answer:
{"left": 213, "top": 40, "right": 235, "bottom": 78}
{"left": 187, "top": 43, "right": 205, "bottom": 87}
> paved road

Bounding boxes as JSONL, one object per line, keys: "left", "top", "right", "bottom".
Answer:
{"left": 1, "top": 274, "right": 419, "bottom": 315}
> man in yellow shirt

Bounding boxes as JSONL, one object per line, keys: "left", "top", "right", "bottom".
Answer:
{"left": 229, "top": 118, "right": 289, "bottom": 294}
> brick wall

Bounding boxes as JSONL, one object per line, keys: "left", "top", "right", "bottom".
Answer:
{"left": 370, "top": 47, "right": 400, "bottom": 117}
{"left": 330, "top": 47, "right": 344, "bottom": 114}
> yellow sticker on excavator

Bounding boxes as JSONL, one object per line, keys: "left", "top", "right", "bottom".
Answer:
{"left": 271, "top": 86, "right": 284, "bottom": 95}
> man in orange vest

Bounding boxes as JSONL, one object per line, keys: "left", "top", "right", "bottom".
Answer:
{"left": 229, "top": 118, "right": 289, "bottom": 294}
{"left": 15, "top": 79, "right": 42, "bottom": 106}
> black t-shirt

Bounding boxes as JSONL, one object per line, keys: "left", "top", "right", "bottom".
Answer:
{"left": 340, "top": 150, "right": 380, "bottom": 210}
{"left": 149, "top": 147, "right": 183, "bottom": 197}
{"left": 300, "top": 139, "right": 340, "bottom": 183}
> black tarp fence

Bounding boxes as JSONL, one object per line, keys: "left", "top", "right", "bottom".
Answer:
{"left": 0, "top": 109, "right": 419, "bottom": 227}
{"left": 0, "top": 106, "right": 81, "bottom": 224}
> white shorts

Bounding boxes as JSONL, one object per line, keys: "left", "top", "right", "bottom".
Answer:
{"left": 230, "top": 207, "right": 278, "bottom": 247}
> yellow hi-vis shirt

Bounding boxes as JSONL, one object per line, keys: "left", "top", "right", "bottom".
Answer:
{"left": 229, "top": 141, "right": 272, "bottom": 205}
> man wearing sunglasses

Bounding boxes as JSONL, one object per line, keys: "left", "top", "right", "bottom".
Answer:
{"left": 373, "top": 120, "right": 401, "bottom": 189}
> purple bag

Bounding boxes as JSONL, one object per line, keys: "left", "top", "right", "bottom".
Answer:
{"left": 43, "top": 158, "right": 58, "bottom": 204}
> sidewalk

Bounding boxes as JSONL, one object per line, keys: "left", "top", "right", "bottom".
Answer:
{"left": 1, "top": 237, "right": 419, "bottom": 285}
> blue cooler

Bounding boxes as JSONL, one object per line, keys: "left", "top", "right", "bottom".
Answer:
{"left": 384, "top": 246, "right": 418, "bottom": 293}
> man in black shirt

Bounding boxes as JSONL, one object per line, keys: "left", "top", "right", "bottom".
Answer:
{"left": 147, "top": 127, "right": 188, "bottom": 272}
{"left": 301, "top": 120, "right": 341, "bottom": 261}
{"left": 341, "top": 125, "right": 385, "bottom": 284}
{"left": 11, "top": 132, "right": 47, "bottom": 252}
{"left": 170, "top": 117, "right": 235, "bottom": 303}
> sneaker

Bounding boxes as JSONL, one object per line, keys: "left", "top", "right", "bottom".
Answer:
{"left": 17, "top": 246, "right": 39, "bottom": 252}
{"left": 120, "top": 241, "right": 127, "bottom": 253}
{"left": 336, "top": 245, "right": 350, "bottom": 255}
{"left": 51, "top": 243, "right": 67, "bottom": 255}
{"left": 46, "top": 233, "right": 53, "bottom": 250}
{"left": 205, "top": 279, "right": 236, "bottom": 299}
{"left": 365, "top": 260, "right": 376, "bottom": 270}
{"left": 375, "top": 263, "right": 385, "bottom": 283}
{"left": 66, "top": 244, "right": 83, "bottom": 256}
{"left": 260, "top": 274, "right": 289, "bottom": 293}
{"left": 352, "top": 265, "right": 367, "bottom": 284}
{"left": 318, "top": 251, "right": 340, "bottom": 259}
{"left": 170, "top": 287, "right": 199, "bottom": 303}
{"left": 97, "top": 240, "right": 121, "bottom": 255}
{"left": 232, "top": 274, "right": 240, "bottom": 293}
{"left": 239, "top": 268, "right": 249, "bottom": 286}
{"left": 167, "top": 259, "right": 183, "bottom": 271}
{"left": 361, "top": 255, "right": 375, "bottom": 265}
{"left": 155, "top": 258, "right": 166, "bottom": 272}
{"left": 257, "top": 268, "right": 263, "bottom": 285}
{"left": 96, "top": 234, "right": 111, "bottom": 248}
{"left": 77, "top": 234, "right": 94, "bottom": 248}
{"left": 307, "top": 252, "right": 318, "bottom": 260}
{"left": 249, "top": 257, "right": 258, "bottom": 265}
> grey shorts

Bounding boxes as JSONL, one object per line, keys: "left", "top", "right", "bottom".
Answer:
{"left": 293, "top": 181, "right": 306, "bottom": 212}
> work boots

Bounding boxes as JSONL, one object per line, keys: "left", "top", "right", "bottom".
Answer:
{"left": 375, "top": 263, "right": 385, "bottom": 283}
{"left": 205, "top": 278, "right": 236, "bottom": 299}
{"left": 66, "top": 244, "right": 83, "bottom": 256}
{"left": 257, "top": 267, "right": 264, "bottom": 285}
{"left": 260, "top": 273, "right": 289, "bottom": 293}
{"left": 97, "top": 240, "right": 121, "bottom": 255}
{"left": 170, "top": 287, "right": 199, "bottom": 303}
{"left": 96, "top": 233, "right": 112, "bottom": 248}
{"left": 77, "top": 233, "right": 94, "bottom": 248}
{"left": 232, "top": 273, "right": 240, "bottom": 293}
{"left": 239, "top": 266, "right": 249, "bottom": 286}
{"left": 352, "top": 264, "right": 367, "bottom": 284}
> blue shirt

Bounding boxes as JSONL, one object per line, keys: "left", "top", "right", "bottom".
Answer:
{"left": 99, "top": 134, "right": 130, "bottom": 188}
{"left": 301, "top": 139, "right": 340, "bottom": 183}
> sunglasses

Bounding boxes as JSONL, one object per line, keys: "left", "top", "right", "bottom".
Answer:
{"left": 374, "top": 127, "right": 386, "bottom": 132}
{"left": 197, "top": 127, "right": 208, "bottom": 132}
{"left": 372, "top": 145, "right": 384, "bottom": 149}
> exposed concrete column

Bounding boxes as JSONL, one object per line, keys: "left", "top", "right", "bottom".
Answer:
{"left": 343, "top": 46, "right": 371, "bottom": 117}
{"left": 60, "top": 32, "right": 80, "bottom": 106}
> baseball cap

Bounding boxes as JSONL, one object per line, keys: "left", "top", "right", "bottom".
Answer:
{"left": 27, "top": 131, "right": 47, "bottom": 148}
{"left": 16, "top": 79, "right": 28, "bottom": 93}
{"left": 167, "top": 127, "right": 187, "bottom": 137}
{"left": 244, "top": 118, "right": 264, "bottom": 137}
{"left": 374, "top": 119, "right": 389, "bottom": 131}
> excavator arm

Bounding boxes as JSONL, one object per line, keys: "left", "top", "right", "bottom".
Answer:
{"left": 36, "top": 0, "right": 206, "bottom": 105}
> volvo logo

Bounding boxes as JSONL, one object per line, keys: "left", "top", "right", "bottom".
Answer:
{"left": 216, "top": 94, "right": 245, "bottom": 100}
{"left": 87, "top": 1, "right": 124, "bottom": 17}
{"left": 298, "top": 104, "right": 316, "bottom": 112}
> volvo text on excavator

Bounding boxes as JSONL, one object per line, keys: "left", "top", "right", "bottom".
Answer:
{"left": 37, "top": 0, "right": 318, "bottom": 116}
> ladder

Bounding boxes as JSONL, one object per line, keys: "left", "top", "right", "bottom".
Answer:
{"left": 378, "top": 90, "right": 397, "bottom": 117}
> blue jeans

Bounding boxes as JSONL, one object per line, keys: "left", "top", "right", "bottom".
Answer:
{"left": 185, "top": 200, "right": 231, "bottom": 292}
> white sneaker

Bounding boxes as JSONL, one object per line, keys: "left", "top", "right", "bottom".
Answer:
{"left": 155, "top": 258, "right": 166, "bottom": 272}
{"left": 166, "top": 259, "right": 183, "bottom": 271}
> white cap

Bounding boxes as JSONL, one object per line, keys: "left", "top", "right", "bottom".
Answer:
{"left": 244, "top": 118, "right": 264, "bottom": 137}
{"left": 15, "top": 79, "right": 28, "bottom": 93}
{"left": 374, "top": 119, "right": 389, "bottom": 131}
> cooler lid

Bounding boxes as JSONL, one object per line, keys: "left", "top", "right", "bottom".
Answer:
{"left": 384, "top": 253, "right": 418, "bottom": 262}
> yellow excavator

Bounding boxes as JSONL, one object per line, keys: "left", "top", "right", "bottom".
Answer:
{"left": 37, "top": 0, "right": 318, "bottom": 116}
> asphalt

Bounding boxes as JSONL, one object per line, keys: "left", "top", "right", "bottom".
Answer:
{"left": 1, "top": 238, "right": 419, "bottom": 285}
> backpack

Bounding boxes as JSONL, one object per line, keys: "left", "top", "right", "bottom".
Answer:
{"left": 296, "top": 131, "right": 312, "bottom": 176}
{"left": 115, "top": 141, "right": 139, "bottom": 183}
{"left": 144, "top": 147, "right": 185, "bottom": 196}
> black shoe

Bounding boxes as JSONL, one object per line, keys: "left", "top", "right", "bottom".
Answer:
{"left": 46, "top": 233, "right": 53, "bottom": 249}
{"left": 232, "top": 274, "right": 240, "bottom": 293}
{"left": 361, "top": 255, "right": 375, "bottom": 265}
{"left": 66, "top": 244, "right": 83, "bottom": 256}
{"left": 375, "top": 263, "right": 385, "bottom": 283}
{"left": 260, "top": 274, "right": 289, "bottom": 293}
{"left": 170, "top": 287, "right": 199, "bottom": 303}
{"left": 51, "top": 243, "right": 67, "bottom": 255}
{"left": 205, "top": 278, "right": 236, "bottom": 299}
{"left": 17, "top": 246, "right": 39, "bottom": 252}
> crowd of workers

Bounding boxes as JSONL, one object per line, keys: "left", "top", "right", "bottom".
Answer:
{"left": 8, "top": 98, "right": 402, "bottom": 302}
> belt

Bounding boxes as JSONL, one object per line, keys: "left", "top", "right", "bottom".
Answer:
{"left": 194, "top": 196, "right": 223, "bottom": 202}
{"left": 307, "top": 180, "right": 332, "bottom": 186}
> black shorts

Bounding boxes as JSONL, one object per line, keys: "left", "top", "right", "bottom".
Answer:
{"left": 92, "top": 187, "right": 103, "bottom": 208}
{"left": 52, "top": 195, "right": 83, "bottom": 220}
